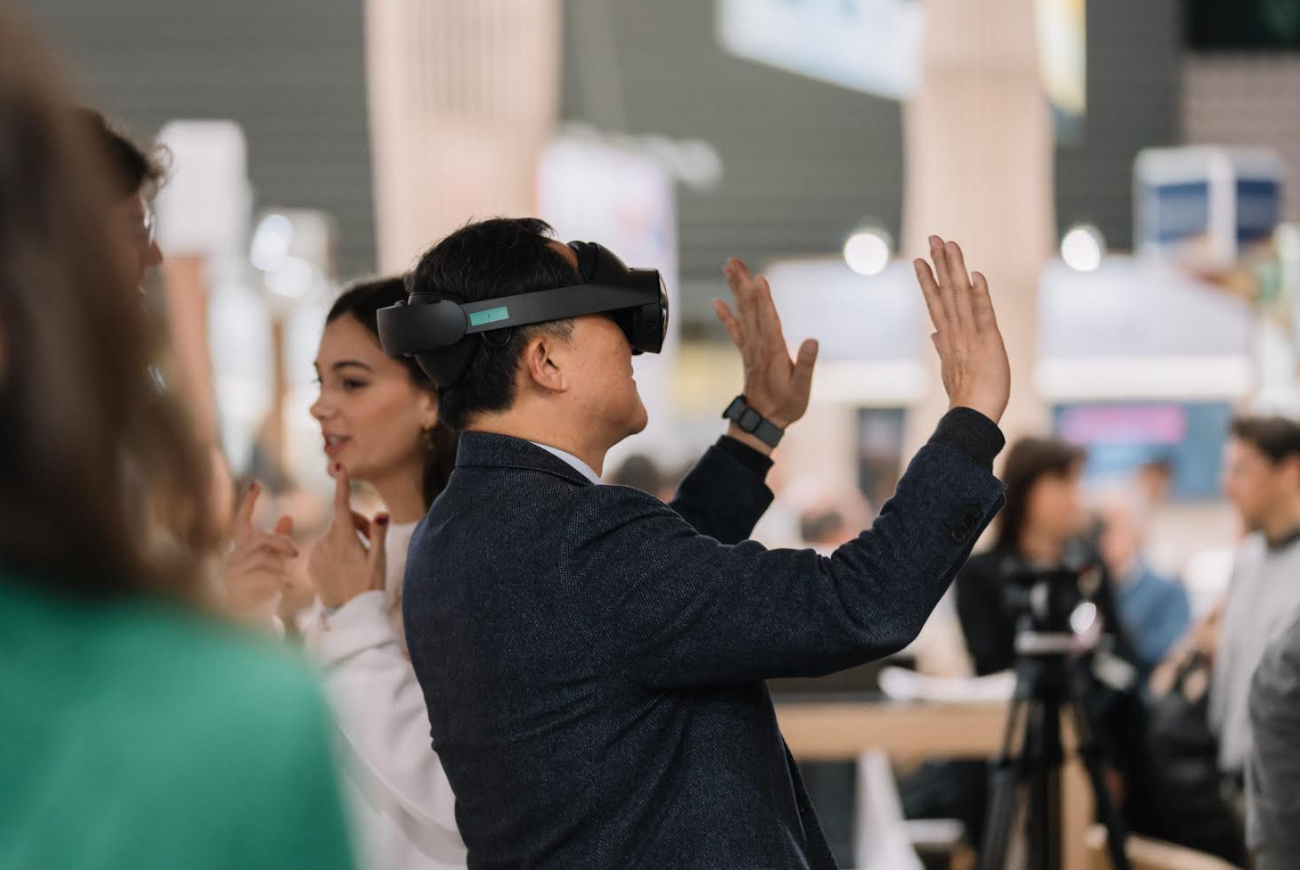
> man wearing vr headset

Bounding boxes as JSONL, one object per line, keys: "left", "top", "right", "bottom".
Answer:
{"left": 385, "top": 217, "right": 1010, "bottom": 870}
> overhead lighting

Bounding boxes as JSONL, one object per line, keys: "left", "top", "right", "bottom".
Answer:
{"left": 1061, "top": 223, "right": 1105, "bottom": 272}
{"left": 250, "top": 213, "right": 294, "bottom": 271}
{"left": 843, "top": 226, "right": 892, "bottom": 277}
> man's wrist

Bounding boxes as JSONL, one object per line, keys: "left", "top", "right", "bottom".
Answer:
{"left": 930, "top": 406, "right": 1006, "bottom": 470}
{"left": 725, "top": 423, "right": 775, "bottom": 458}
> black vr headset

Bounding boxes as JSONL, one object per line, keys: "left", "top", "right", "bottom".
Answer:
{"left": 377, "top": 241, "right": 668, "bottom": 387}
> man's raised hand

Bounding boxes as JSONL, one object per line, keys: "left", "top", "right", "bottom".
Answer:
{"left": 713, "top": 258, "right": 819, "bottom": 431}
{"left": 913, "top": 237, "right": 1010, "bottom": 425}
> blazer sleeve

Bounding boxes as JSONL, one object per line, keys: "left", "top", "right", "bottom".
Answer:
{"left": 303, "top": 592, "right": 463, "bottom": 842}
{"left": 568, "top": 409, "right": 1006, "bottom": 688}
{"left": 666, "top": 437, "right": 774, "bottom": 545}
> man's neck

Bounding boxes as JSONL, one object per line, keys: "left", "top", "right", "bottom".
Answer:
{"left": 1261, "top": 498, "right": 1300, "bottom": 549}
{"left": 465, "top": 416, "right": 611, "bottom": 478}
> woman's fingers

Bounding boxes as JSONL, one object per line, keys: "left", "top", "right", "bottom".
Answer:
{"left": 232, "top": 480, "right": 260, "bottom": 544}
{"left": 367, "top": 513, "right": 389, "bottom": 590}
{"left": 332, "top": 462, "right": 351, "bottom": 515}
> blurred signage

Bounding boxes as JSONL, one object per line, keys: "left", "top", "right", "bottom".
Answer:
{"left": 1054, "top": 402, "right": 1234, "bottom": 501}
{"left": 716, "top": 0, "right": 1085, "bottom": 137}
{"left": 716, "top": 0, "right": 923, "bottom": 100}
{"left": 1135, "top": 146, "right": 1283, "bottom": 268}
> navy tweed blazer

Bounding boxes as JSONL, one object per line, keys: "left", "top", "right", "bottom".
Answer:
{"left": 404, "top": 408, "right": 1006, "bottom": 870}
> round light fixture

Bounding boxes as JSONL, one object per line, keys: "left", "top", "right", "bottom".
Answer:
{"left": 1061, "top": 224, "right": 1105, "bottom": 272}
{"left": 843, "top": 227, "right": 892, "bottom": 276}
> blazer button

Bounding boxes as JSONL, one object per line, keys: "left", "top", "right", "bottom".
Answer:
{"left": 798, "top": 800, "right": 809, "bottom": 815}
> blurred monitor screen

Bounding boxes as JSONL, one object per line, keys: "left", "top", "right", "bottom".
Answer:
{"left": 1188, "top": 0, "right": 1300, "bottom": 49}
{"left": 1053, "top": 401, "right": 1234, "bottom": 501}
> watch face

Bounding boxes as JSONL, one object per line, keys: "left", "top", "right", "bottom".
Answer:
{"left": 740, "top": 408, "right": 762, "bottom": 431}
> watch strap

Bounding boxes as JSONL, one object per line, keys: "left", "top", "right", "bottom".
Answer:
{"left": 722, "top": 395, "right": 784, "bottom": 448}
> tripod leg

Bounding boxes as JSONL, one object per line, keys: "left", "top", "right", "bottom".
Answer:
{"left": 1027, "top": 697, "right": 1064, "bottom": 870}
{"left": 979, "top": 699, "right": 1032, "bottom": 870}
{"left": 1064, "top": 694, "right": 1132, "bottom": 870}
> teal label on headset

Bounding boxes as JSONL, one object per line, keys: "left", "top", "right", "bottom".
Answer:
{"left": 469, "top": 306, "right": 510, "bottom": 327}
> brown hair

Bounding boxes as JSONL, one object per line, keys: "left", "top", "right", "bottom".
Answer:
{"left": 995, "top": 436, "right": 1086, "bottom": 550}
{"left": 76, "top": 108, "right": 168, "bottom": 198}
{"left": 1230, "top": 416, "right": 1300, "bottom": 467}
{"left": 0, "top": 7, "right": 215, "bottom": 596}
{"left": 326, "top": 277, "right": 458, "bottom": 508}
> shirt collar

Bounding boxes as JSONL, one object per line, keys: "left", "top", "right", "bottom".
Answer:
{"left": 528, "top": 443, "right": 602, "bottom": 485}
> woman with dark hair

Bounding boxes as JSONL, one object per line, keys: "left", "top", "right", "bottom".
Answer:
{"left": 227, "top": 277, "right": 466, "bottom": 869}
{"left": 957, "top": 436, "right": 1102, "bottom": 675}
{"left": 0, "top": 7, "right": 353, "bottom": 870}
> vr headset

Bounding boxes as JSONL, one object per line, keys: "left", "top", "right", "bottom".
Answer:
{"left": 378, "top": 241, "right": 668, "bottom": 387}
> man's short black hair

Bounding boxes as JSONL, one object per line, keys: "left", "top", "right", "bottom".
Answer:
{"left": 77, "top": 108, "right": 166, "bottom": 198}
{"left": 1231, "top": 415, "right": 1300, "bottom": 466}
{"left": 408, "top": 217, "right": 581, "bottom": 431}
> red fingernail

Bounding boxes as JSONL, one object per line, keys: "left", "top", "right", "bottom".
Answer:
{"left": 376, "top": 514, "right": 389, "bottom": 525}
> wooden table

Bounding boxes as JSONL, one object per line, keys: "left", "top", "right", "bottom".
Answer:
{"left": 776, "top": 701, "right": 1092, "bottom": 870}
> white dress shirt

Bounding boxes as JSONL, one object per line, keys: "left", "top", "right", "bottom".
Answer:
{"left": 529, "top": 442, "right": 602, "bottom": 485}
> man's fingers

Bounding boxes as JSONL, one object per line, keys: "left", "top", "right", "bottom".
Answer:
{"left": 712, "top": 299, "right": 744, "bottom": 348}
{"left": 914, "top": 258, "right": 949, "bottom": 334}
{"left": 232, "top": 480, "right": 260, "bottom": 544}
{"left": 792, "top": 338, "right": 819, "bottom": 400}
{"left": 971, "top": 271, "right": 998, "bottom": 331}
{"left": 755, "top": 276, "right": 784, "bottom": 346}
{"left": 945, "top": 241, "right": 976, "bottom": 329}
{"left": 929, "top": 236, "right": 960, "bottom": 326}
{"left": 725, "top": 258, "right": 763, "bottom": 339}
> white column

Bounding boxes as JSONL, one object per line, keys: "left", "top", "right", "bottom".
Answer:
{"left": 365, "top": 0, "right": 563, "bottom": 272}
{"left": 902, "top": 0, "right": 1055, "bottom": 454}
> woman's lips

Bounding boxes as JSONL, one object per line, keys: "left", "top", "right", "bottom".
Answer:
{"left": 323, "top": 435, "right": 351, "bottom": 457}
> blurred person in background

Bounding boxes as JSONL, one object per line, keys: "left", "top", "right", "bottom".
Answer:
{"left": 226, "top": 277, "right": 466, "bottom": 870}
{"left": 607, "top": 452, "right": 669, "bottom": 498}
{"left": 1244, "top": 580, "right": 1300, "bottom": 869}
{"left": 1097, "top": 490, "right": 1191, "bottom": 679}
{"left": 77, "top": 108, "right": 164, "bottom": 291}
{"left": 1210, "top": 416, "right": 1300, "bottom": 797}
{"left": 0, "top": 7, "right": 354, "bottom": 869}
{"left": 918, "top": 438, "right": 1144, "bottom": 851}
{"left": 956, "top": 437, "right": 1136, "bottom": 676}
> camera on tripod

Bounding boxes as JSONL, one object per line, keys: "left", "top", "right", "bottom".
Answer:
{"left": 1001, "top": 554, "right": 1105, "bottom": 652}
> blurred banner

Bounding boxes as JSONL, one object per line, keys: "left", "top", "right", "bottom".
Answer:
{"left": 716, "top": 0, "right": 1084, "bottom": 137}
{"left": 366, "top": 0, "right": 562, "bottom": 272}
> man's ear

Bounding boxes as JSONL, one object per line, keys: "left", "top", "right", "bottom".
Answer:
{"left": 520, "top": 331, "right": 567, "bottom": 394}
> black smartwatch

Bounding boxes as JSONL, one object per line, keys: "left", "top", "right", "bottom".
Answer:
{"left": 722, "top": 395, "right": 784, "bottom": 448}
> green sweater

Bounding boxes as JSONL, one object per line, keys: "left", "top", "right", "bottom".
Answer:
{"left": 0, "top": 572, "right": 356, "bottom": 870}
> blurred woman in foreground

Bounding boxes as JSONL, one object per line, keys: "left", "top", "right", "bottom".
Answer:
{"left": 0, "top": 7, "right": 354, "bottom": 869}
